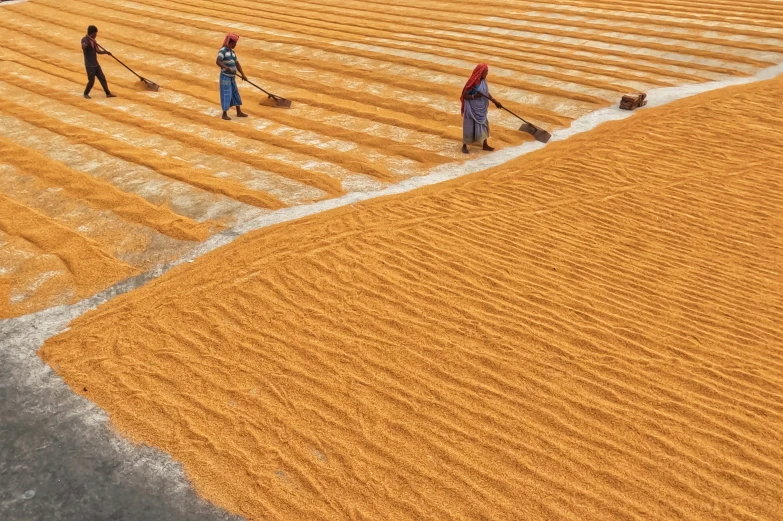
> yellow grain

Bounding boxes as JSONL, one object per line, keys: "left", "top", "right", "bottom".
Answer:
{"left": 40, "top": 74, "right": 783, "bottom": 520}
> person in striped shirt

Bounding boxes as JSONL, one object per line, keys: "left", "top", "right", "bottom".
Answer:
{"left": 216, "top": 33, "right": 248, "bottom": 120}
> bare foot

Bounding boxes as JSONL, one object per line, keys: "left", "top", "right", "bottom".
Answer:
{"left": 482, "top": 143, "right": 495, "bottom": 151}
{"left": 83, "top": 94, "right": 91, "bottom": 99}
{"left": 222, "top": 112, "right": 231, "bottom": 120}
{"left": 106, "top": 93, "right": 117, "bottom": 98}
{"left": 461, "top": 144, "right": 469, "bottom": 154}
{"left": 236, "top": 110, "right": 248, "bottom": 118}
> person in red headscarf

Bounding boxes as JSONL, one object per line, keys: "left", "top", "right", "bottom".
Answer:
{"left": 461, "top": 63, "right": 502, "bottom": 154}
{"left": 216, "top": 33, "right": 248, "bottom": 120}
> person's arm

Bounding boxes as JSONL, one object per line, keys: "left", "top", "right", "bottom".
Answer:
{"left": 464, "top": 89, "right": 500, "bottom": 107}
{"left": 91, "top": 40, "right": 111, "bottom": 56}
{"left": 486, "top": 89, "right": 502, "bottom": 109}
{"left": 235, "top": 60, "right": 248, "bottom": 81}
{"left": 216, "top": 55, "right": 233, "bottom": 74}
{"left": 464, "top": 87, "right": 479, "bottom": 100}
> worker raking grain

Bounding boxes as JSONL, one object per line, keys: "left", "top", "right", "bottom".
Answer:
{"left": 216, "top": 33, "right": 248, "bottom": 121}
{"left": 460, "top": 63, "right": 502, "bottom": 154}
{"left": 81, "top": 25, "right": 116, "bottom": 100}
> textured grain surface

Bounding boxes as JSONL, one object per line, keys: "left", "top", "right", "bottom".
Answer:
{"left": 40, "top": 75, "right": 783, "bottom": 521}
{"left": 3, "top": 0, "right": 783, "bottom": 316}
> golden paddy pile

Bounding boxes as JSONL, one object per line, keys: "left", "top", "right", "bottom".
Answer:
{"left": 41, "top": 74, "right": 783, "bottom": 520}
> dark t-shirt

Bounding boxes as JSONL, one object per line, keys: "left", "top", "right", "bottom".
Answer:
{"left": 82, "top": 36, "right": 99, "bottom": 67}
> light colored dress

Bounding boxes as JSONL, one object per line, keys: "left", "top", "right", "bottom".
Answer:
{"left": 463, "top": 79, "right": 491, "bottom": 145}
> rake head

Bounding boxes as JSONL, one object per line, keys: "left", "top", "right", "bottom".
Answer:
{"left": 142, "top": 79, "right": 160, "bottom": 92}
{"left": 520, "top": 122, "right": 551, "bottom": 143}
{"left": 259, "top": 95, "right": 291, "bottom": 108}
{"left": 270, "top": 95, "right": 291, "bottom": 108}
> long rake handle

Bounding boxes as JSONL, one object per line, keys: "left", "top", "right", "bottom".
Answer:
{"left": 500, "top": 106, "right": 533, "bottom": 126}
{"left": 95, "top": 43, "right": 144, "bottom": 81}
{"left": 243, "top": 78, "right": 280, "bottom": 99}
{"left": 474, "top": 91, "right": 533, "bottom": 125}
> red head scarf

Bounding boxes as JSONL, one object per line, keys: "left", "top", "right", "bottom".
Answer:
{"left": 222, "top": 33, "right": 239, "bottom": 48}
{"left": 460, "top": 63, "right": 488, "bottom": 115}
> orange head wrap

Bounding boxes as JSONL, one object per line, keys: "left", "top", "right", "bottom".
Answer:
{"left": 222, "top": 33, "right": 239, "bottom": 48}
{"left": 460, "top": 63, "right": 488, "bottom": 115}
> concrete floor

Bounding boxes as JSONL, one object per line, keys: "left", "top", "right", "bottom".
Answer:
{"left": 0, "top": 274, "right": 241, "bottom": 521}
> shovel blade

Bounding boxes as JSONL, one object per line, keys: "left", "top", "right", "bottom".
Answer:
{"left": 520, "top": 122, "right": 551, "bottom": 143}
{"left": 274, "top": 98, "right": 292, "bottom": 108}
{"left": 144, "top": 80, "right": 160, "bottom": 92}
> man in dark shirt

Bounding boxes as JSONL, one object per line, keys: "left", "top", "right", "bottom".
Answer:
{"left": 81, "top": 25, "right": 116, "bottom": 99}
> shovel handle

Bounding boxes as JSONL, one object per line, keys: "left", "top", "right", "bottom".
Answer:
{"left": 243, "top": 78, "right": 284, "bottom": 100}
{"left": 96, "top": 43, "right": 143, "bottom": 81}
{"left": 244, "top": 78, "right": 271, "bottom": 96}
{"left": 475, "top": 91, "right": 531, "bottom": 125}
{"left": 501, "top": 106, "right": 532, "bottom": 126}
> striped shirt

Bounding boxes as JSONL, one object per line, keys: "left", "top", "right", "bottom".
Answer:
{"left": 217, "top": 46, "right": 237, "bottom": 77}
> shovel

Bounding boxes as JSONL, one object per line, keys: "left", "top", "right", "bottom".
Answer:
{"left": 243, "top": 78, "right": 292, "bottom": 108}
{"left": 478, "top": 93, "right": 551, "bottom": 143}
{"left": 96, "top": 43, "right": 160, "bottom": 92}
{"left": 504, "top": 107, "right": 551, "bottom": 143}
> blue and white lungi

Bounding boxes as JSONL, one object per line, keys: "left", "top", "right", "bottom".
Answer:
{"left": 220, "top": 72, "right": 242, "bottom": 111}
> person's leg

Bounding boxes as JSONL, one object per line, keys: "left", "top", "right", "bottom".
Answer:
{"left": 220, "top": 74, "right": 232, "bottom": 120}
{"left": 462, "top": 114, "right": 473, "bottom": 154}
{"left": 482, "top": 123, "right": 494, "bottom": 151}
{"left": 232, "top": 78, "right": 247, "bottom": 117}
{"left": 95, "top": 66, "right": 115, "bottom": 97}
{"left": 84, "top": 67, "right": 96, "bottom": 98}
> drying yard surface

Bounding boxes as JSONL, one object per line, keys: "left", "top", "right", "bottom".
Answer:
{"left": 2, "top": 0, "right": 783, "bottom": 317}
{"left": 41, "top": 74, "right": 783, "bottom": 521}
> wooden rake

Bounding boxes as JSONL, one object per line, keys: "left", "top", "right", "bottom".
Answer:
{"left": 478, "top": 92, "right": 551, "bottom": 143}
{"left": 243, "top": 78, "right": 291, "bottom": 108}
{"left": 503, "top": 106, "right": 552, "bottom": 143}
{"left": 96, "top": 43, "right": 160, "bottom": 92}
